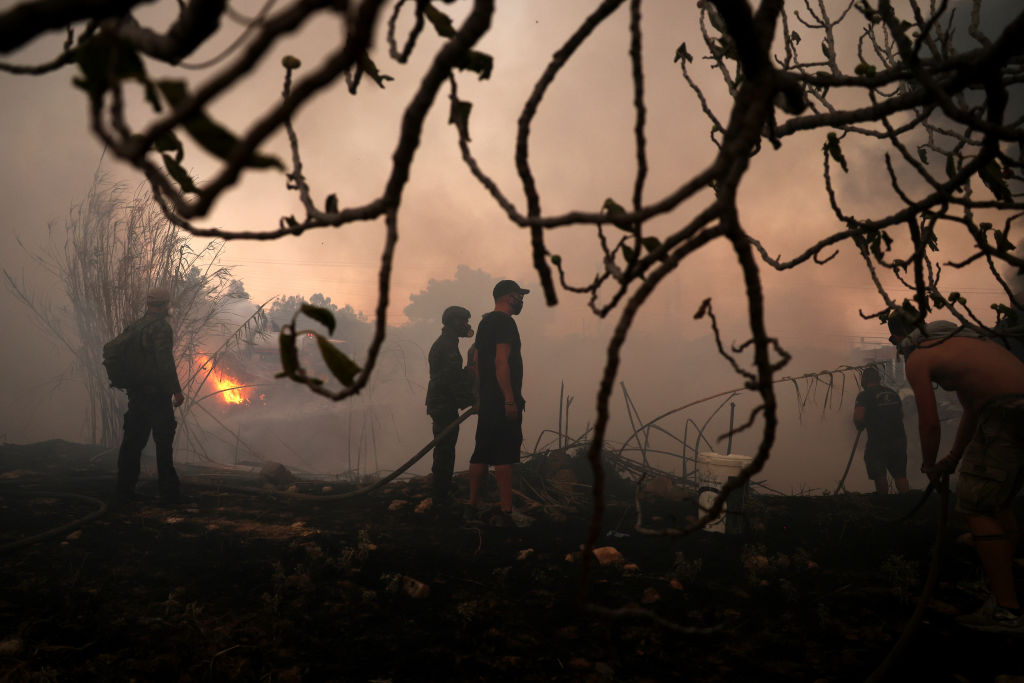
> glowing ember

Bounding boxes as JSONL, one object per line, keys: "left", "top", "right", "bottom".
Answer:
{"left": 196, "top": 355, "right": 250, "bottom": 405}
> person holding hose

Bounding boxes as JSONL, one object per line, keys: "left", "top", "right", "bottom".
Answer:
{"left": 888, "top": 308, "right": 1024, "bottom": 632}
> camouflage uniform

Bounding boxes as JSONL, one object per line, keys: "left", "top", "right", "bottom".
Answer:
{"left": 426, "top": 329, "right": 474, "bottom": 499}
{"left": 117, "top": 309, "right": 182, "bottom": 502}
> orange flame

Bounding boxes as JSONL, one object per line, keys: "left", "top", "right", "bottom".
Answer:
{"left": 197, "top": 355, "right": 250, "bottom": 405}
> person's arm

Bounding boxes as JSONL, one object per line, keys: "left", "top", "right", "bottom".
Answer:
{"left": 152, "top": 321, "right": 183, "bottom": 403}
{"left": 905, "top": 353, "right": 940, "bottom": 477}
{"left": 935, "top": 391, "right": 977, "bottom": 474}
{"left": 853, "top": 405, "right": 866, "bottom": 430}
{"left": 495, "top": 342, "right": 517, "bottom": 419}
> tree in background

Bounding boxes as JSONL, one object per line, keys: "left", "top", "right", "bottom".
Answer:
{"left": 5, "top": 177, "right": 267, "bottom": 446}
{"left": 1, "top": 1, "right": 1022, "bottom": 531}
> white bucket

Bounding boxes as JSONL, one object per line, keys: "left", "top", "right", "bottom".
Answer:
{"left": 696, "top": 452, "right": 752, "bottom": 534}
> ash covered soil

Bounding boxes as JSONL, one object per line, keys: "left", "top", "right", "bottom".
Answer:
{"left": 1, "top": 440, "right": 1022, "bottom": 682}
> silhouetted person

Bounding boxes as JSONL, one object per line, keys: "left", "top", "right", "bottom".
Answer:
{"left": 854, "top": 366, "right": 910, "bottom": 494}
{"left": 467, "top": 280, "right": 532, "bottom": 527}
{"left": 889, "top": 310, "right": 1024, "bottom": 632}
{"left": 425, "top": 305, "right": 475, "bottom": 501}
{"left": 115, "top": 287, "right": 184, "bottom": 506}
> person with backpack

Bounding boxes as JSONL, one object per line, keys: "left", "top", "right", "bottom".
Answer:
{"left": 853, "top": 366, "right": 910, "bottom": 494}
{"left": 109, "top": 287, "right": 184, "bottom": 506}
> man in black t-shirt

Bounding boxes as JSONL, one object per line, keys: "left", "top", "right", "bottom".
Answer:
{"left": 854, "top": 366, "right": 910, "bottom": 494}
{"left": 468, "top": 279, "right": 532, "bottom": 527}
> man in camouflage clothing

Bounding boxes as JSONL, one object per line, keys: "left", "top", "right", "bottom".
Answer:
{"left": 425, "top": 306, "right": 476, "bottom": 501}
{"left": 116, "top": 287, "right": 185, "bottom": 505}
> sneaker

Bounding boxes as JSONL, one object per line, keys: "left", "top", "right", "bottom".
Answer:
{"left": 957, "top": 603, "right": 1024, "bottom": 633}
{"left": 955, "top": 577, "right": 992, "bottom": 601}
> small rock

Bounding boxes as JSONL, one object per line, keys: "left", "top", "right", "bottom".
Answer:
{"left": 321, "top": 486, "right": 333, "bottom": 494}
{"left": 65, "top": 530, "right": 82, "bottom": 540}
{"left": 516, "top": 548, "right": 535, "bottom": 561}
{"left": 388, "top": 499, "right": 408, "bottom": 512}
{"left": 594, "top": 662, "right": 615, "bottom": 679}
{"left": 0, "top": 639, "right": 23, "bottom": 655}
{"left": 565, "top": 552, "right": 579, "bottom": 563}
{"left": 669, "top": 578, "right": 684, "bottom": 591}
{"left": 623, "top": 562, "right": 640, "bottom": 573}
{"left": 414, "top": 498, "right": 433, "bottom": 514}
{"left": 955, "top": 532, "right": 974, "bottom": 546}
{"left": 641, "top": 587, "right": 660, "bottom": 604}
{"left": 592, "top": 546, "right": 624, "bottom": 566}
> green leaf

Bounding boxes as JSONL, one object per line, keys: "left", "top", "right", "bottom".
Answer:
{"left": 325, "top": 194, "right": 338, "bottom": 213}
{"left": 162, "top": 154, "right": 200, "bottom": 194}
{"left": 157, "top": 80, "right": 283, "bottom": 169}
{"left": 422, "top": 3, "right": 456, "bottom": 37}
{"left": 455, "top": 50, "right": 493, "bottom": 80}
{"left": 448, "top": 98, "right": 472, "bottom": 140}
{"left": 276, "top": 328, "right": 299, "bottom": 378}
{"left": 622, "top": 245, "right": 636, "bottom": 263}
{"left": 301, "top": 303, "right": 336, "bottom": 334}
{"left": 315, "top": 334, "right": 361, "bottom": 387}
{"left": 550, "top": 254, "right": 562, "bottom": 265}
{"left": 790, "top": 31, "right": 801, "bottom": 44}
{"left": 854, "top": 62, "right": 876, "bottom": 76}
{"left": 74, "top": 34, "right": 161, "bottom": 112}
{"left": 281, "top": 55, "right": 301, "bottom": 70}
{"left": 917, "top": 146, "right": 928, "bottom": 164}
{"left": 641, "top": 236, "right": 662, "bottom": 252}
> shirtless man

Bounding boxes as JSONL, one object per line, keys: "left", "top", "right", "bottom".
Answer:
{"left": 889, "top": 313, "right": 1024, "bottom": 631}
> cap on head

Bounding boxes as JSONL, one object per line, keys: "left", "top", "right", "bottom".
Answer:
{"left": 441, "top": 305, "right": 471, "bottom": 328}
{"left": 861, "top": 367, "right": 881, "bottom": 385}
{"left": 146, "top": 287, "right": 172, "bottom": 307}
{"left": 492, "top": 280, "right": 529, "bottom": 300}
{"left": 885, "top": 305, "right": 917, "bottom": 342}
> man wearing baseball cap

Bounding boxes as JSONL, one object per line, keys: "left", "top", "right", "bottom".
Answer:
{"left": 467, "top": 280, "right": 533, "bottom": 527}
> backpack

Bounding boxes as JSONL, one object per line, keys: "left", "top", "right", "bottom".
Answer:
{"left": 102, "top": 319, "right": 156, "bottom": 389}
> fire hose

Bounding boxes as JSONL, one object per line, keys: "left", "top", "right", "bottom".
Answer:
{"left": 185, "top": 406, "right": 478, "bottom": 500}
{"left": 832, "top": 427, "right": 863, "bottom": 496}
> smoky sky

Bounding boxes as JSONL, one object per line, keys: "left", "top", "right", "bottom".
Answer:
{"left": 0, "top": 2, "right": 1010, "bottom": 492}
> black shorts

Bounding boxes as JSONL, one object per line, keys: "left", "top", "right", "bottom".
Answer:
{"left": 470, "top": 408, "right": 523, "bottom": 466}
{"left": 864, "top": 436, "right": 907, "bottom": 480}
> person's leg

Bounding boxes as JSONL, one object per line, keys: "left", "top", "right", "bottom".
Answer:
{"left": 495, "top": 464, "right": 513, "bottom": 512}
{"left": 117, "top": 396, "right": 150, "bottom": 498}
{"left": 150, "top": 394, "right": 179, "bottom": 502}
{"left": 873, "top": 477, "right": 888, "bottom": 495}
{"left": 966, "top": 512, "right": 1019, "bottom": 610}
{"left": 430, "top": 409, "right": 459, "bottom": 499}
{"left": 893, "top": 476, "right": 910, "bottom": 493}
{"left": 469, "top": 463, "right": 487, "bottom": 506}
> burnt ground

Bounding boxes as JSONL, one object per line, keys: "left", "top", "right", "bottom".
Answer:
{"left": 0, "top": 440, "right": 1022, "bottom": 682}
